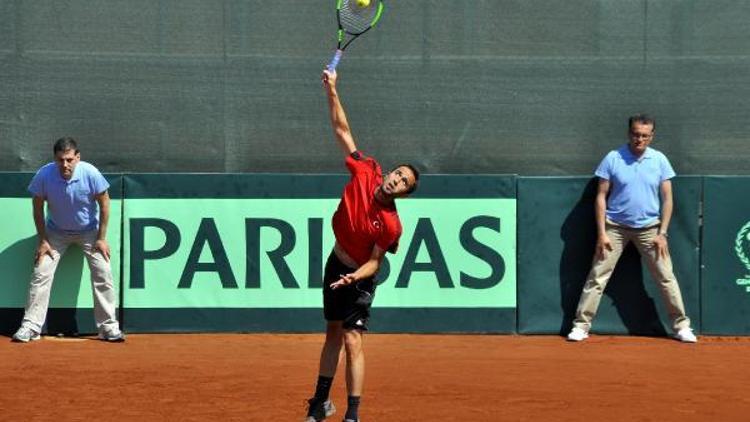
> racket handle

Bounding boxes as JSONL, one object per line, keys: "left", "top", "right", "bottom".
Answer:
{"left": 327, "top": 49, "right": 343, "bottom": 71}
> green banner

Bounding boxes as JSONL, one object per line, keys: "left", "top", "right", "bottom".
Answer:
{"left": 123, "top": 198, "right": 516, "bottom": 309}
{"left": 121, "top": 173, "right": 517, "bottom": 333}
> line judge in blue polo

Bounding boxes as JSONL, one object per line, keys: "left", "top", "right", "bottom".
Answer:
{"left": 567, "top": 114, "right": 697, "bottom": 343}
{"left": 12, "top": 137, "right": 124, "bottom": 343}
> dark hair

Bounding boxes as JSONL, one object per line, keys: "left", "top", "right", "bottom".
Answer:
{"left": 628, "top": 114, "right": 655, "bottom": 132}
{"left": 391, "top": 163, "right": 420, "bottom": 195}
{"left": 53, "top": 137, "right": 79, "bottom": 154}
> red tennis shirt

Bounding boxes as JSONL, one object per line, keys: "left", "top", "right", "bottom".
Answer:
{"left": 332, "top": 152, "right": 403, "bottom": 267}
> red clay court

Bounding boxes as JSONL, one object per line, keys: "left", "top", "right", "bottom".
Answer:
{"left": 2, "top": 333, "right": 749, "bottom": 421}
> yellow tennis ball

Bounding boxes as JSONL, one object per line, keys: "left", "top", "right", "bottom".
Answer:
{"left": 356, "top": 0, "right": 370, "bottom": 8}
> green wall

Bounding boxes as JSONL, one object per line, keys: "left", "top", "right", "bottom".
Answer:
{"left": 702, "top": 177, "right": 750, "bottom": 334}
{"left": 2, "top": 172, "right": 749, "bottom": 335}
{"left": 517, "top": 176, "right": 702, "bottom": 335}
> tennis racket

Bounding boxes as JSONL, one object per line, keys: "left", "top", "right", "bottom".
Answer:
{"left": 327, "top": 0, "right": 385, "bottom": 71}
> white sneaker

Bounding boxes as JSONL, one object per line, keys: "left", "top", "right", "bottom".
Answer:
{"left": 12, "top": 326, "right": 40, "bottom": 343}
{"left": 567, "top": 327, "right": 589, "bottom": 342}
{"left": 675, "top": 327, "right": 697, "bottom": 343}
{"left": 98, "top": 328, "right": 125, "bottom": 343}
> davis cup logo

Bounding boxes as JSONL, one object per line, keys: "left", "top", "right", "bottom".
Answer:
{"left": 736, "top": 221, "right": 750, "bottom": 293}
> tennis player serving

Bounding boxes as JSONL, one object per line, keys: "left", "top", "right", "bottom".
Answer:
{"left": 304, "top": 69, "right": 419, "bottom": 422}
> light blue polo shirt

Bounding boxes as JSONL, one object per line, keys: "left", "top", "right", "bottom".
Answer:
{"left": 595, "top": 145, "right": 675, "bottom": 228}
{"left": 28, "top": 161, "right": 110, "bottom": 232}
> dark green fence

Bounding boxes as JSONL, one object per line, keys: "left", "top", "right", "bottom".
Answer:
{"left": 702, "top": 177, "right": 750, "bottom": 335}
{"left": 2, "top": 1, "right": 750, "bottom": 176}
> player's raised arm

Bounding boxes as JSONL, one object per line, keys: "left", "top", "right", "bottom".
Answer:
{"left": 322, "top": 69, "right": 357, "bottom": 156}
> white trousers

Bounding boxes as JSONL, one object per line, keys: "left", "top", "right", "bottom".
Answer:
{"left": 21, "top": 229, "right": 120, "bottom": 334}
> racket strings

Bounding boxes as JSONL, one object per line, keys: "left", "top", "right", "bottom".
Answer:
{"left": 340, "top": 0, "right": 380, "bottom": 34}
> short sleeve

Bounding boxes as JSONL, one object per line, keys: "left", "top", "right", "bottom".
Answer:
{"left": 345, "top": 151, "right": 380, "bottom": 177}
{"left": 28, "top": 168, "right": 46, "bottom": 198}
{"left": 594, "top": 152, "right": 613, "bottom": 180}
{"left": 90, "top": 170, "right": 110, "bottom": 195}
{"left": 376, "top": 233, "right": 399, "bottom": 255}
{"left": 660, "top": 154, "right": 676, "bottom": 181}
{"left": 376, "top": 219, "right": 402, "bottom": 255}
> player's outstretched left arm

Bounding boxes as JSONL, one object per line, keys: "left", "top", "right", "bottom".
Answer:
{"left": 330, "top": 245, "right": 386, "bottom": 289}
{"left": 322, "top": 69, "right": 357, "bottom": 156}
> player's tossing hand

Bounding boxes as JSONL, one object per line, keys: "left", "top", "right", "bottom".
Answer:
{"left": 331, "top": 272, "right": 356, "bottom": 289}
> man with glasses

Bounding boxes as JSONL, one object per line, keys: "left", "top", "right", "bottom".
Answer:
{"left": 566, "top": 114, "right": 697, "bottom": 343}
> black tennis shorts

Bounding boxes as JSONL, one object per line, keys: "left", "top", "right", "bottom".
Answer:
{"left": 323, "top": 251, "right": 376, "bottom": 331}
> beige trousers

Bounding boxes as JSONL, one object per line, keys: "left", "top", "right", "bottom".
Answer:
{"left": 21, "top": 229, "right": 120, "bottom": 334}
{"left": 572, "top": 222, "right": 691, "bottom": 333}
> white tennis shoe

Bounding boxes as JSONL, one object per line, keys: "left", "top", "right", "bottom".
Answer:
{"left": 566, "top": 327, "right": 589, "bottom": 342}
{"left": 675, "top": 327, "right": 698, "bottom": 343}
{"left": 12, "top": 326, "right": 40, "bottom": 343}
